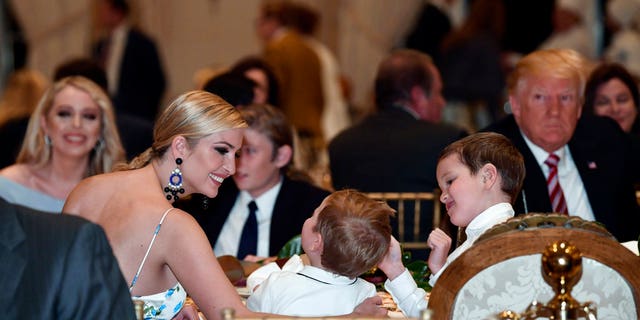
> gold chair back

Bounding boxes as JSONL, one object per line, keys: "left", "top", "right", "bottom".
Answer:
{"left": 365, "top": 190, "right": 441, "bottom": 250}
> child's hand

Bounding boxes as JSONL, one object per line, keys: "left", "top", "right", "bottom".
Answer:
{"left": 427, "top": 228, "right": 451, "bottom": 274}
{"left": 378, "top": 236, "right": 405, "bottom": 281}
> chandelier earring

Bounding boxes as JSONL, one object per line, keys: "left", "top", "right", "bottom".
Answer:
{"left": 164, "top": 157, "right": 185, "bottom": 201}
{"left": 44, "top": 135, "right": 52, "bottom": 146}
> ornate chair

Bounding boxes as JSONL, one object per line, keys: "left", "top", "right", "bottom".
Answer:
{"left": 428, "top": 214, "right": 640, "bottom": 320}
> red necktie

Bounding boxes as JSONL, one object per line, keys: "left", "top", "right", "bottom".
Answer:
{"left": 544, "top": 154, "right": 568, "bottom": 215}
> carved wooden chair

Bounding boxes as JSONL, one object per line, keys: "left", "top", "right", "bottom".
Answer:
{"left": 428, "top": 214, "right": 640, "bottom": 320}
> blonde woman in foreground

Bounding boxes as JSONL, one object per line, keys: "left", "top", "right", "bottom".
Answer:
{"left": 63, "top": 91, "right": 385, "bottom": 320}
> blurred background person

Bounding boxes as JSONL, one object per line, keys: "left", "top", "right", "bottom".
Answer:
{"left": 284, "top": 2, "right": 351, "bottom": 143}
{"left": 0, "top": 69, "right": 49, "bottom": 168}
{"left": 0, "top": 76, "right": 124, "bottom": 213}
{"left": 584, "top": 62, "right": 640, "bottom": 135}
{"left": 202, "top": 71, "right": 257, "bottom": 108}
{"left": 403, "top": 0, "right": 456, "bottom": 70}
{"left": 255, "top": 0, "right": 325, "bottom": 174}
{"left": 230, "top": 55, "right": 281, "bottom": 107}
{"left": 538, "top": 0, "right": 598, "bottom": 60}
{"left": 439, "top": 0, "right": 507, "bottom": 132}
{"left": 603, "top": 0, "right": 640, "bottom": 78}
{"left": 583, "top": 62, "right": 640, "bottom": 186}
{"left": 0, "top": 0, "right": 28, "bottom": 93}
{"left": 53, "top": 57, "right": 153, "bottom": 161}
{"left": 92, "top": 0, "right": 166, "bottom": 123}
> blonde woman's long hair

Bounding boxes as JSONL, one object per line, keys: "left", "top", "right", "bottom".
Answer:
{"left": 17, "top": 76, "right": 125, "bottom": 176}
{"left": 119, "top": 90, "right": 248, "bottom": 170}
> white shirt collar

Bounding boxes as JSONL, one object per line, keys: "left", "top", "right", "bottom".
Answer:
{"left": 239, "top": 177, "right": 283, "bottom": 221}
{"left": 466, "top": 202, "right": 514, "bottom": 240}
{"left": 393, "top": 104, "right": 420, "bottom": 119}
{"left": 300, "top": 265, "right": 357, "bottom": 285}
{"left": 520, "top": 130, "right": 567, "bottom": 168}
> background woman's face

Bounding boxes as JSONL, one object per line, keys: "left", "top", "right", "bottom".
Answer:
{"left": 42, "top": 86, "right": 102, "bottom": 159}
{"left": 245, "top": 69, "right": 269, "bottom": 104}
{"left": 594, "top": 78, "right": 638, "bottom": 133}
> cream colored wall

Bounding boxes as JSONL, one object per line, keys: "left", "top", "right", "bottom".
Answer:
{"left": 11, "top": 0, "right": 422, "bottom": 112}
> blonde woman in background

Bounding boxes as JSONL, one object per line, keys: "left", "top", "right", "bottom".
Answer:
{"left": 0, "top": 69, "right": 49, "bottom": 168}
{"left": 0, "top": 76, "right": 124, "bottom": 213}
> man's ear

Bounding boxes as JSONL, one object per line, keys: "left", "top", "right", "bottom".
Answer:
{"left": 409, "top": 85, "right": 427, "bottom": 104}
{"left": 274, "top": 145, "right": 292, "bottom": 168}
{"left": 509, "top": 95, "right": 520, "bottom": 119}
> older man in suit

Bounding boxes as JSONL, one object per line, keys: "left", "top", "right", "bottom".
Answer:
{"left": 329, "top": 49, "right": 467, "bottom": 259}
{"left": 0, "top": 197, "right": 135, "bottom": 319}
{"left": 484, "top": 48, "right": 639, "bottom": 242}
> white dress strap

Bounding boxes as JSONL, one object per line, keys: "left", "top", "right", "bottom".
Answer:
{"left": 129, "top": 207, "right": 175, "bottom": 291}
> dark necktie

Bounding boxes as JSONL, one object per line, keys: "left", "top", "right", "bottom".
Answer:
{"left": 544, "top": 154, "right": 569, "bottom": 215}
{"left": 237, "top": 201, "right": 258, "bottom": 259}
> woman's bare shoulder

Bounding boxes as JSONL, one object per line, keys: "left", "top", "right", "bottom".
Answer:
{"left": 64, "top": 171, "right": 128, "bottom": 214}
{"left": 0, "top": 164, "right": 30, "bottom": 183}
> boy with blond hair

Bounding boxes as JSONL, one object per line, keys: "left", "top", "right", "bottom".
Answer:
{"left": 247, "top": 189, "right": 395, "bottom": 316}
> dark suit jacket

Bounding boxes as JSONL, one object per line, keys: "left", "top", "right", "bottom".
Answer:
{"left": 329, "top": 107, "right": 467, "bottom": 259}
{"left": 176, "top": 177, "right": 329, "bottom": 257}
{"left": 0, "top": 117, "right": 29, "bottom": 169}
{"left": 0, "top": 198, "right": 135, "bottom": 319}
{"left": 117, "top": 113, "right": 153, "bottom": 160}
{"left": 484, "top": 115, "right": 640, "bottom": 241}
{"left": 329, "top": 107, "right": 467, "bottom": 193}
{"left": 94, "top": 28, "right": 166, "bottom": 123}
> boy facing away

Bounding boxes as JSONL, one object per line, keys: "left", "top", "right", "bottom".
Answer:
{"left": 246, "top": 189, "right": 395, "bottom": 316}
{"left": 378, "top": 132, "right": 525, "bottom": 317}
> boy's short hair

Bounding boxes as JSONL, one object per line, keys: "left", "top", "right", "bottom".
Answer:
{"left": 439, "top": 132, "right": 525, "bottom": 203}
{"left": 314, "top": 189, "right": 395, "bottom": 278}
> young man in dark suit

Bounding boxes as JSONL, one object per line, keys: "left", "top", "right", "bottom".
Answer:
{"left": 0, "top": 197, "right": 135, "bottom": 319}
{"left": 484, "top": 48, "right": 639, "bottom": 242}
{"left": 176, "top": 104, "right": 329, "bottom": 261}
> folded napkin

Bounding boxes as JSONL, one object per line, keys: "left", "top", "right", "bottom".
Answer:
{"left": 246, "top": 255, "right": 304, "bottom": 292}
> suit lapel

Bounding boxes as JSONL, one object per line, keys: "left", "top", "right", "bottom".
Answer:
{"left": 0, "top": 200, "right": 27, "bottom": 305}
{"left": 501, "top": 117, "right": 552, "bottom": 214}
